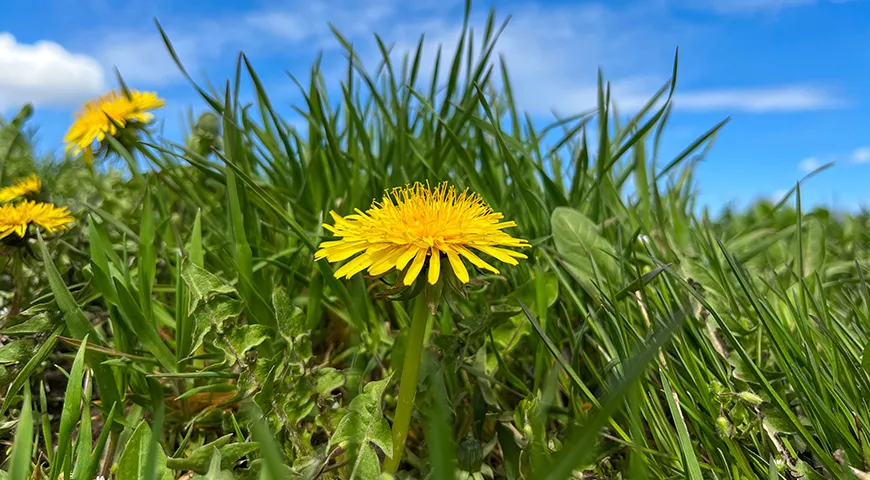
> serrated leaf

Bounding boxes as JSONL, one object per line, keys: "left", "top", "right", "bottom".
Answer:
{"left": 350, "top": 447, "right": 380, "bottom": 480}
{"left": 218, "top": 325, "right": 271, "bottom": 364}
{"left": 191, "top": 298, "right": 243, "bottom": 352}
{"left": 315, "top": 368, "right": 346, "bottom": 395}
{"left": 328, "top": 376, "right": 394, "bottom": 479}
{"left": 368, "top": 417, "right": 393, "bottom": 457}
{"left": 183, "top": 260, "right": 237, "bottom": 312}
{"left": 273, "top": 286, "right": 305, "bottom": 342}
{"left": 330, "top": 411, "right": 366, "bottom": 448}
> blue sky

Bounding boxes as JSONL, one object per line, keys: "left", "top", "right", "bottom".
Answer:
{"left": 0, "top": 0, "right": 868, "bottom": 213}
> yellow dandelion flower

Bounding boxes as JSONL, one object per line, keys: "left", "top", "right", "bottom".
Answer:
{"left": 0, "top": 174, "right": 41, "bottom": 203}
{"left": 315, "top": 181, "right": 530, "bottom": 286}
{"left": 0, "top": 200, "right": 74, "bottom": 240}
{"left": 63, "top": 90, "right": 165, "bottom": 157}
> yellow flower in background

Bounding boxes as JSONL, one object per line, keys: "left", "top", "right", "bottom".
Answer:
{"left": 0, "top": 200, "right": 74, "bottom": 240}
{"left": 63, "top": 90, "right": 165, "bottom": 159}
{"left": 315, "top": 181, "right": 530, "bottom": 286}
{"left": 0, "top": 174, "right": 41, "bottom": 203}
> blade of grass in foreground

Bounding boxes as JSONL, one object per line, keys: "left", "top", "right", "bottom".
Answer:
{"left": 660, "top": 369, "right": 704, "bottom": 480}
{"left": 37, "top": 231, "right": 121, "bottom": 416}
{"left": 529, "top": 305, "right": 687, "bottom": 480}
{"left": 520, "top": 300, "right": 630, "bottom": 442}
{"left": 245, "top": 400, "right": 287, "bottom": 479}
{"left": 0, "top": 326, "right": 62, "bottom": 416}
{"left": 423, "top": 354, "right": 457, "bottom": 480}
{"left": 49, "top": 335, "right": 89, "bottom": 480}
{"left": 9, "top": 388, "right": 33, "bottom": 480}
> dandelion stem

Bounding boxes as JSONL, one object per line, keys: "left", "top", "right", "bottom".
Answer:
{"left": 384, "top": 297, "right": 430, "bottom": 473}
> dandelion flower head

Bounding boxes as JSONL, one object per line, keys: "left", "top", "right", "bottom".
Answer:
{"left": 0, "top": 174, "right": 41, "bottom": 203}
{"left": 315, "top": 181, "right": 530, "bottom": 286}
{"left": 0, "top": 200, "right": 74, "bottom": 240}
{"left": 64, "top": 90, "right": 165, "bottom": 156}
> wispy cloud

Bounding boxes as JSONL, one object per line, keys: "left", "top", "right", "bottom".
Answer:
{"left": 87, "top": 1, "right": 431, "bottom": 86}
{"left": 0, "top": 33, "right": 105, "bottom": 111}
{"left": 680, "top": 0, "right": 860, "bottom": 14}
{"left": 79, "top": 0, "right": 848, "bottom": 116}
{"left": 850, "top": 146, "right": 870, "bottom": 163}
{"left": 799, "top": 156, "right": 821, "bottom": 172}
{"left": 771, "top": 188, "right": 791, "bottom": 201}
{"left": 673, "top": 85, "right": 845, "bottom": 112}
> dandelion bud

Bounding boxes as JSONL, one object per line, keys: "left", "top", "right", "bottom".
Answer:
{"left": 458, "top": 436, "right": 484, "bottom": 472}
{"left": 716, "top": 416, "right": 732, "bottom": 438}
{"left": 738, "top": 391, "right": 763, "bottom": 406}
{"left": 194, "top": 112, "right": 221, "bottom": 137}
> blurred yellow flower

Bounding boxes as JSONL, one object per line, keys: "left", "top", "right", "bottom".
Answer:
{"left": 315, "top": 181, "right": 530, "bottom": 286}
{"left": 0, "top": 174, "right": 41, "bottom": 203}
{"left": 63, "top": 90, "right": 165, "bottom": 160}
{"left": 0, "top": 200, "right": 74, "bottom": 240}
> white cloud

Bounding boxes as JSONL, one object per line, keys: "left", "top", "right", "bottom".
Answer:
{"left": 798, "top": 156, "right": 821, "bottom": 173}
{"left": 850, "top": 146, "right": 870, "bottom": 163}
{"left": 0, "top": 33, "right": 106, "bottom": 110}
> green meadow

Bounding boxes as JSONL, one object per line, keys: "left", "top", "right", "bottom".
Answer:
{"left": 1, "top": 7, "right": 869, "bottom": 480}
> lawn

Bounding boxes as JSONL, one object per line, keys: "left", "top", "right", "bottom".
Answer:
{"left": 1, "top": 6, "right": 869, "bottom": 480}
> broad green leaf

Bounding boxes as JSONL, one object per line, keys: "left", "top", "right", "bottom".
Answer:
{"left": 116, "top": 420, "right": 173, "bottom": 480}
{"left": 492, "top": 273, "right": 560, "bottom": 355}
{"left": 0, "top": 339, "right": 35, "bottom": 365}
{"left": 2, "top": 313, "right": 56, "bottom": 336}
{"left": 315, "top": 367, "right": 346, "bottom": 395}
{"left": 550, "top": 206, "right": 619, "bottom": 280}
{"left": 166, "top": 434, "right": 232, "bottom": 473}
{"left": 190, "top": 448, "right": 236, "bottom": 480}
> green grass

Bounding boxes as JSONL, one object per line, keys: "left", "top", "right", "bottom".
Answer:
{"left": 2, "top": 4, "right": 870, "bottom": 479}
